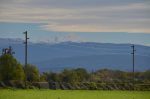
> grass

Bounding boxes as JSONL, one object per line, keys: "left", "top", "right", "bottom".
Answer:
{"left": 0, "top": 89, "right": 150, "bottom": 99}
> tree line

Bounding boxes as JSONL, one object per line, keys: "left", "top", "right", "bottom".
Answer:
{"left": 0, "top": 54, "right": 150, "bottom": 90}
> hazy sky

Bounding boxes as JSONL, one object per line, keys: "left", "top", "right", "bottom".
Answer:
{"left": 0, "top": 0, "right": 150, "bottom": 45}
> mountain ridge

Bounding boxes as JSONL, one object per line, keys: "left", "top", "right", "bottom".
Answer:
{"left": 0, "top": 38, "right": 150, "bottom": 72}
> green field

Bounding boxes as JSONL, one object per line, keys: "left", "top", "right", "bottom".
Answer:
{"left": 0, "top": 89, "right": 150, "bottom": 99}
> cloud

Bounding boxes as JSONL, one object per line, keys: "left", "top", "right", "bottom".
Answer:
{"left": 0, "top": 0, "right": 150, "bottom": 33}
{"left": 40, "top": 23, "right": 150, "bottom": 33}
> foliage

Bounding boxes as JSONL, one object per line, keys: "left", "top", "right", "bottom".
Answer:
{"left": 42, "top": 68, "right": 89, "bottom": 83}
{"left": 75, "top": 68, "right": 89, "bottom": 82}
{"left": 0, "top": 54, "right": 150, "bottom": 90}
{"left": 41, "top": 68, "right": 150, "bottom": 85}
{"left": 0, "top": 54, "right": 25, "bottom": 81}
{"left": 25, "top": 64, "right": 40, "bottom": 82}
{"left": 38, "top": 68, "right": 150, "bottom": 90}
{"left": 61, "top": 69, "right": 79, "bottom": 82}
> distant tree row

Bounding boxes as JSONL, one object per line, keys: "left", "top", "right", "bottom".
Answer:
{"left": 40, "top": 68, "right": 150, "bottom": 84}
{"left": 0, "top": 54, "right": 150, "bottom": 89}
{"left": 41, "top": 68, "right": 89, "bottom": 83}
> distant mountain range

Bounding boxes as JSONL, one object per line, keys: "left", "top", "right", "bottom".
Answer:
{"left": 0, "top": 38, "right": 150, "bottom": 72}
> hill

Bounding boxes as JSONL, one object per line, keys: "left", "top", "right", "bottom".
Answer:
{"left": 0, "top": 38, "right": 150, "bottom": 72}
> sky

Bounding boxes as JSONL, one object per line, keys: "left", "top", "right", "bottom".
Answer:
{"left": 0, "top": 0, "right": 150, "bottom": 46}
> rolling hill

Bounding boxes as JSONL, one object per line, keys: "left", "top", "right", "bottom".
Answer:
{"left": 0, "top": 38, "right": 150, "bottom": 72}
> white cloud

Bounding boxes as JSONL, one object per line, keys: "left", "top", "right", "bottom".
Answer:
{"left": 40, "top": 23, "right": 150, "bottom": 33}
{"left": 0, "top": 0, "right": 150, "bottom": 33}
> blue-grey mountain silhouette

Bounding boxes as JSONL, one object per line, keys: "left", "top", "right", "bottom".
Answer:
{"left": 0, "top": 38, "right": 150, "bottom": 72}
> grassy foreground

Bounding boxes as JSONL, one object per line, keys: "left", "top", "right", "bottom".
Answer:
{"left": 0, "top": 89, "right": 150, "bottom": 99}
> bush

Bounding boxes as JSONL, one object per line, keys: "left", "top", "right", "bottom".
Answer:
{"left": 3, "top": 80, "right": 25, "bottom": 88}
{"left": 32, "top": 82, "right": 49, "bottom": 89}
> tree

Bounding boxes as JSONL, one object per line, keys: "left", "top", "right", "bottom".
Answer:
{"left": 95, "top": 69, "right": 114, "bottom": 83}
{"left": 61, "top": 69, "right": 78, "bottom": 82}
{"left": 0, "top": 54, "right": 25, "bottom": 81}
{"left": 14, "top": 63, "right": 25, "bottom": 80}
{"left": 74, "top": 68, "right": 89, "bottom": 82}
{"left": 25, "top": 64, "right": 39, "bottom": 82}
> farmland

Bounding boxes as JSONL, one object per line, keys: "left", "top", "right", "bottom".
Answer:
{"left": 0, "top": 89, "right": 150, "bottom": 99}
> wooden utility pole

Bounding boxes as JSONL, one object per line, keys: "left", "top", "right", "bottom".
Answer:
{"left": 23, "top": 31, "right": 29, "bottom": 88}
{"left": 131, "top": 44, "right": 135, "bottom": 90}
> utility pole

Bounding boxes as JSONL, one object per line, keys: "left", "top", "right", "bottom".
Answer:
{"left": 23, "top": 31, "right": 29, "bottom": 88}
{"left": 131, "top": 44, "right": 135, "bottom": 90}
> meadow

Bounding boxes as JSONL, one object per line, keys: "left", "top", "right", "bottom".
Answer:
{"left": 0, "top": 89, "right": 150, "bottom": 99}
